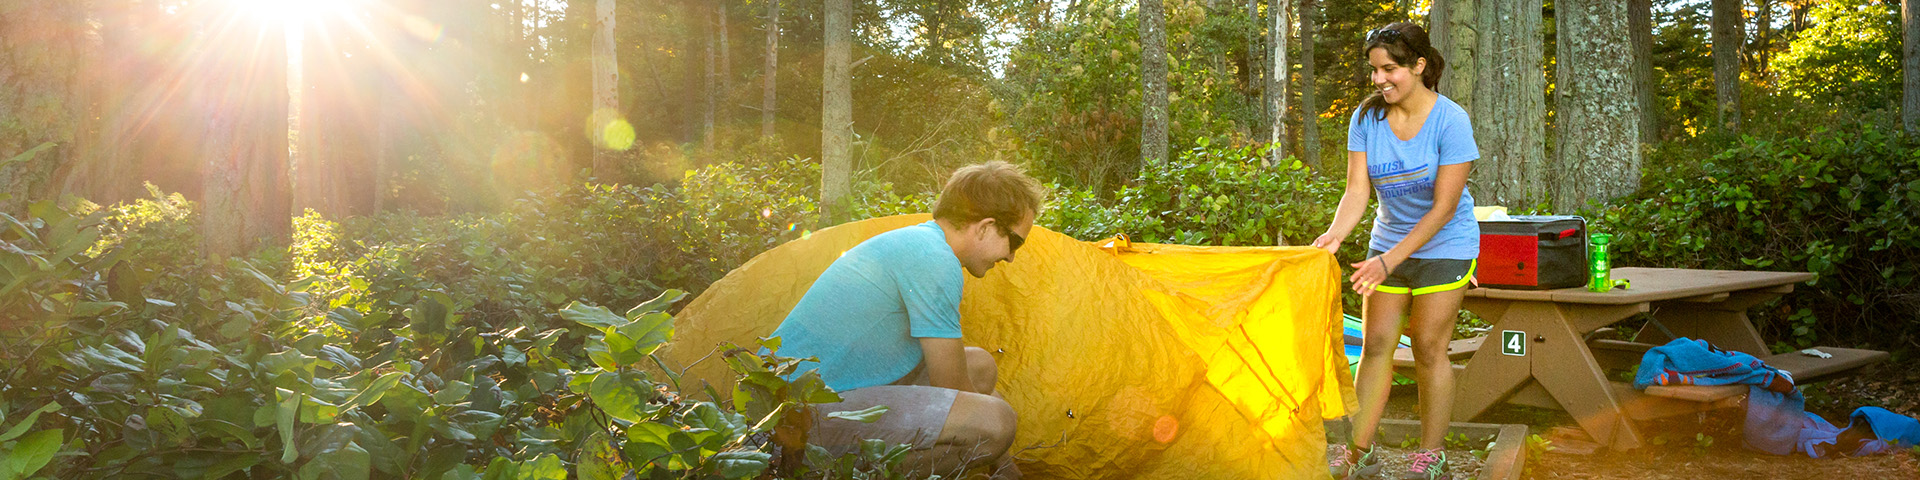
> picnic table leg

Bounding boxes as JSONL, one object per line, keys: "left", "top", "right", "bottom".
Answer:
{"left": 1525, "top": 302, "right": 1645, "bottom": 450}
{"left": 1638, "top": 301, "right": 1773, "bottom": 356}
{"left": 1451, "top": 299, "right": 1534, "bottom": 422}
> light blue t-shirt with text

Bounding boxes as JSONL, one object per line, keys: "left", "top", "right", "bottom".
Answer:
{"left": 769, "top": 221, "right": 964, "bottom": 391}
{"left": 1346, "top": 94, "right": 1480, "bottom": 260}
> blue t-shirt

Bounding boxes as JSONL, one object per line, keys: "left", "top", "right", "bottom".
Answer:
{"left": 1346, "top": 94, "right": 1480, "bottom": 260}
{"left": 769, "top": 221, "right": 965, "bottom": 391}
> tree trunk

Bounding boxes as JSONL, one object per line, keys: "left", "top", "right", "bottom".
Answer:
{"left": 704, "top": 13, "right": 717, "bottom": 150}
{"left": 720, "top": 1, "right": 732, "bottom": 113}
{"left": 1300, "top": 0, "right": 1321, "bottom": 169}
{"left": 1755, "top": 0, "right": 1772, "bottom": 75}
{"left": 1551, "top": 0, "right": 1641, "bottom": 211}
{"left": 198, "top": 9, "right": 291, "bottom": 259}
{"left": 591, "top": 0, "right": 619, "bottom": 179}
{"left": 821, "top": 0, "right": 852, "bottom": 224}
{"left": 1470, "top": 0, "right": 1547, "bottom": 208}
{"left": 0, "top": 0, "right": 88, "bottom": 215}
{"left": 1630, "top": 0, "right": 1656, "bottom": 143}
{"left": 1433, "top": 0, "right": 1475, "bottom": 115}
{"left": 1142, "top": 0, "right": 1169, "bottom": 166}
{"left": 1711, "top": 0, "right": 1742, "bottom": 133}
{"left": 1265, "top": 0, "right": 1289, "bottom": 166}
{"left": 1906, "top": 0, "right": 1920, "bottom": 136}
{"left": 1246, "top": 0, "right": 1262, "bottom": 126}
{"left": 763, "top": 0, "right": 780, "bottom": 139}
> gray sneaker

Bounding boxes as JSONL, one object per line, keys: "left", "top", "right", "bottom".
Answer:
{"left": 1329, "top": 443, "right": 1384, "bottom": 479}
{"left": 1397, "top": 448, "right": 1451, "bottom": 480}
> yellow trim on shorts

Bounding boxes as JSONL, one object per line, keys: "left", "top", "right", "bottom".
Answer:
{"left": 1374, "top": 259, "right": 1478, "bottom": 296}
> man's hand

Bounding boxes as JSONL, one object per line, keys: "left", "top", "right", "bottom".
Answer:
{"left": 918, "top": 337, "right": 976, "bottom": 392}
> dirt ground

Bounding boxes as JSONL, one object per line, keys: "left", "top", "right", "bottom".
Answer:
{"left": 1375, "top": 361, "right": 1920, "bottom": 479}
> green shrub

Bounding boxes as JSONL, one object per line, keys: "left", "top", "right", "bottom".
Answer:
{"left": 1, "top": 201, "right": 914, "bottom": 479}
{"left": 1044, "top": 139, "right": 1354, "bottom": 248}
{"left": 1589, "top": 125, "right": 1920, "bottom": 349}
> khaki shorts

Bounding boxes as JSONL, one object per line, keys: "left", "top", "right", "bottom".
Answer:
{"left": 807, "top": 384, "right": 958, "bottom": 456}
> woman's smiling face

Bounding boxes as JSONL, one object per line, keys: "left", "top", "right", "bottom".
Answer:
{"left": 1368, "top": 47, "right": 1424, "bottom": 105}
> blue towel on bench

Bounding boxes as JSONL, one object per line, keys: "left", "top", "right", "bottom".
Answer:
{"left": 1632, "top": 338, "right": 1789, "bottom": 390}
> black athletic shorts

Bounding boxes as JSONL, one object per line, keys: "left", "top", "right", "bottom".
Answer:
{"left": 1369, "top": 249, "right": 1476, "bottom": 296}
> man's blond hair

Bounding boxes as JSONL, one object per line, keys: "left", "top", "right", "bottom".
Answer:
{"left": 931, "top": 161, "right": 1047, "bottom": 227}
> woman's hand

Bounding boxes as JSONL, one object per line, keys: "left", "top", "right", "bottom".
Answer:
{"left": 1309, "top": 233, "right": 1343, "bottom": 254}
{"left": 1348, "top": 256, "right": 1396, "bottom": 296}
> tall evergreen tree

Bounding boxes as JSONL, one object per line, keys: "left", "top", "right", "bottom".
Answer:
{"left": 1906, "top": 0, "right": 1920, "bottom": 136}
{"left": 1469, "top": 0, "right": 1547, "bottom": 208}
{"left": 1712, "top": 0, "right": 1743, "bottom": 133}
{"left": 763, "top": 0, "right": 780, "bottom": 138}
{"left": 195, "top": 4, "right": 291, "bottom": 258}
{"left": 1630, "top": 0, "right": 1656, "bottom": 143}
{"left": 591, "top": 0, "right": 620, "bottom": 178}
{"left": 1141, "top": 0, "right": 1169, "bottom": 165}
{"left": 1553, "top": 0, "right": 1641, "bottom": 210}
{"left": 1266, "top": 0, "right": 1289, "bottom": 166}
{"left": 1300, "top": 0, "right": 1322, "bottom": 169}
{"left": 822, "top": 0, "right": 853, "bottom": 223}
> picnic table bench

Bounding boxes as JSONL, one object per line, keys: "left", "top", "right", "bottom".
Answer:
{"left": 1387, "top": 267, "right": 1888, "bottom": 451}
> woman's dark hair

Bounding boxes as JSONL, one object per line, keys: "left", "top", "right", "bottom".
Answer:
{"left": 1359, "top": 22, "right": 1446, "bottom": 121}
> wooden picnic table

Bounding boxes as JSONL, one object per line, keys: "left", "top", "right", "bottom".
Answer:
{"left": 1451, "top": 267, "right": 1816, "bottom": 451}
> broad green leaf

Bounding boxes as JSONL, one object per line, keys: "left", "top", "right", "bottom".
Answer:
{"left": 584, "top": 338, "right": 618, "bottom": 371}
{"left": 559, "top": 302, "right": 626, "bottom": 330}
{"left": 69, "top": 301, "right": 127, "bottom": 317}
{"left": 755, "top": 336, "right": 782, "bottom": 355}
{"left": 500, "top": 345, "right": 526, "bottom": 366}
{"left": 0, "top": 142, "right": 56, "bottom": 170}
{"left": 588, "top": 373, "right": 654, "bottom": 424}
{"left": 432, "top": 380, "right": 473, "bottom": 406}
{"left": 576, "top": 432, "right": 625, "bottom": 480}
{"left": 624, "top": 289, "right": 687, "bottom": 318}
{"left": 825, "top": 405, "right": 890, "bottom": 423}
{"left": 439, "top": 464, "right": 481, "bottom": 480}
{"left": 296, "top": 440, "right": 369, "bottom": 480}
{"left": 4, "top": 429, "right": 63, "bottom": 478}
{"left": 479, "top": 457, "right": 517, "bottom": 480}
{"left": 446, "top": 410, "right": 504, "bottom": 440}
{"left": 0, "top": 403, "right": 59, "bottom": 442}
{"left": 708, "top": 451, "right": 771, "bottom": 479}
{"left": 298, "top": 396, "right": 340, "bottom": 424}
{"left": 616, "top": 312, "right": 674, "bottom": 356}
{"left": 261, "top": 349, "right": 317, "bottom": 378}
{"left": 517, "top": 454, "right": 565, "bottom": 480}
{"left": 199, "top": 419, "right": 263, "bottom": 449}
{"left": 340, "top": 372, "right": 406, "bottom": 412}
{"left": 201, "top": 452, "right": 261, "bottom": 480}
{"left": 276, "top": 388, "right": 300, "bottom": 463}
{"left": 624, "top": 422, "right": 680, "bottom": 470}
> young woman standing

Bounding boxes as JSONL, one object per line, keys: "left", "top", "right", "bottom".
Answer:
{"left": 1317, "top": 22, "right": 1480, "bottom": 480}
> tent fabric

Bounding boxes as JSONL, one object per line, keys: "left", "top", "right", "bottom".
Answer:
{"left": 657, "top": 214, "right": 1352, "bottom": 479}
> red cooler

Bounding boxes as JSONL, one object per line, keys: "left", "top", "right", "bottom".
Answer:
{"left": 1476, "top": 215, "right": 1588, "bottom": 290}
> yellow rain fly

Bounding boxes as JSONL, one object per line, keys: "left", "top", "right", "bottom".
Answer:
{"left": 657, "top": 214, "right": 1353, "bottom": 479}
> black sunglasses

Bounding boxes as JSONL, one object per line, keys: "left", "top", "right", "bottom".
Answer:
{"left": 997, "top": 224, "right": 1026, "bottom": 254}
{"left": 1365, "top": 27, "right": 1403, "bottom": 44}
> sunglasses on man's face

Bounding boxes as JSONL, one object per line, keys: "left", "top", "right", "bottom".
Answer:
{"left": 997, "top": 224, "right": 1026, "bottom": 254}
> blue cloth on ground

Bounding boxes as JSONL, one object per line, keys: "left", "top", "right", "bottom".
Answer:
{"left": 1849, "top": 406, "right": 1920, "bottom": 455}
{"left": 1745, "top": 387, "right": 1840, "bottom": 456}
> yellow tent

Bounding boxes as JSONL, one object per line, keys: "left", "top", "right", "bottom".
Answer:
{"left": 657, "top": 214, "right": 1354, "bottom": 479}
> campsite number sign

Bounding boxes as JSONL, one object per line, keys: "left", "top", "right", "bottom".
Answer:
{"left": 1501, "top": 330, "right": 1526, "bottom": 356}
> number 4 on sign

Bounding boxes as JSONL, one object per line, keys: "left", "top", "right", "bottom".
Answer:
{"left": 1501, "top": 330, "right": 1527, "bottom": 356}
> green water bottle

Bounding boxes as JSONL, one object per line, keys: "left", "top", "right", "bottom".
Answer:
{"left": 1588, "top": 233, "right": 1614, "bottom": 292}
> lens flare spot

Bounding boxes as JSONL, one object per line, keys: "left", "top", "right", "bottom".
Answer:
{"left": 761, "top": 208, "right": 772, "bottom": 218}
{"left": 1153, "top": 415, "right": 1178, "bottom": 443}
{"left": 402, "top": 15, "right": 443, "bottom": 42}
{"left": 588, "top": 109, "right": 636, "bottom": 151}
